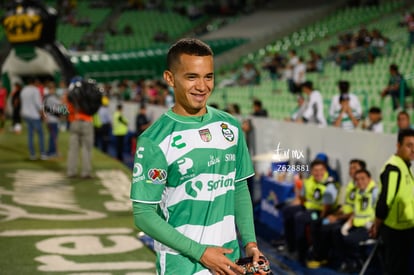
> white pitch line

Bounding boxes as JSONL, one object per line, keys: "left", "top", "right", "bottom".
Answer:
{"left": 0, "top": 228, "right": 133, "bottom": 237}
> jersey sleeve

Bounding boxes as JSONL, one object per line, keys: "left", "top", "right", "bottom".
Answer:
{"left": 130, "top": 136, "right": 169, "bottom": 203}
{"left": 235, "top": 123, "right": 255, "bottom": 182}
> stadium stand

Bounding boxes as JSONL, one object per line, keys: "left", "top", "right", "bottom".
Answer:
{"left": 210, "top": 0, "right": 413, "bottom": 134}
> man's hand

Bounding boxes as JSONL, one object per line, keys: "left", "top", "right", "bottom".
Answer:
{"left": 369, "top": 218, "right": 383, "bottom": 239}
{"left": 326, "top": 214, "right": 338, "bottom": 223}
{"left": 200, "top": 247, "right": 245, "bottom": 275}
{"left": 245, "top": 243, "right": 268, "bottom": 274}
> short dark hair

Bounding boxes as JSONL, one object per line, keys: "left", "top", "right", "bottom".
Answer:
{"left": 166, "top": 38, "right": 213, "bottom": 70}
{"left": 398, "top": 128, "right": 414, "bottom": 144}
{"left": 349, "top": 159, "right": 367, "bottom": 170}
{"left": 369, "top": 106, "right": 381, "bottom": 114}
{"left": 398, "top": 110, "right": 409, "bottom": 119}
{"left": 390, "top": 64, "right": 398, "bottom": 72}
{"left": 338, "top": 80, "right": 350, "bottom": 94}
{"left": 232, "top": 103, "right": 240, "bottom": 114}
{"left": 354, "top": 168, "right": 371, "bottom": 178}
{"left": 253, "top": 99, "right": 262, "bottom": 108}
{"left": 301, "top": 81, "right": 313, "bottom": 90}
{"left": 310, "top": 159, "right": 327, "bottom": 170}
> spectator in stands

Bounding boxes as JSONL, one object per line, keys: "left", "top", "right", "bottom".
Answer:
{"left": 381, "top": 64, "right": 410, "bottom": 110}
{"left": 238, "top": 62, "right": 260, "bottom": 86}
{"left": 285, "top": 94, "right": 307, "bottom": 122}
{"left": 336, "top": 44, "right": 353, "bottom": 71}
{"left": 370, "top": 29, "right": 388, "bottom": 58}
{"left": 282, "top": 159, "right": 339, "bottom": 265}
{"left": 225, "top": 103, "right": 241, "bottom": 115}
{"left": 306, "top": 49, "right": 323, "bottom": 73}
{"left": 331, "top": 93, "right": 360, "bottom": 130}
{"left": 251, "top": 98, "right": 268, "bottom": 117}
{"left": 123, "top": 24, "right": 133, "bottom": 35}
{"left": 132, "top": 104, "right": 151, "bottom": 155}
{"left": 112, "top": 104, "right": 129, "bottom": 162}
{"left": 153, "top": 30, "right": 169, "bottom": 42}
{"left": 300, "top": 81, "right": 327, "bottom": 126}
{"left": 262, "top": 52, "right": 285, "bottom": 81}
{"left": 145, "top": 81, "right": 159, "bottom": 104}
{"left": 119, "top": 82, "right": 132, "bottom": 101}
{"left": 293, "top": 57, "right": 306, "bottom": 93}
{"left": 362, "top": 106, "right": 383, "bottom": 133}
{"left": 132, "top": 79, "right": 145, "bottom": 103}
{"left": 20, "top": 77, "right": 46, "bottom": 160}
{"left": 334, "top": 169, "right": 378, "bottom": 273}
{"left": 407, "top": 12, "right": 414, "bottom": 49}
{"left": 135, "top": 104, "right": 151, "bottom": 139}
{"left": 285, "top": 49, "right": 299, "bottom": 94}
{"left": 397, "top": 110, "right": 412, "bottom": 131}
{"left": 217, "top": 69, "right": 239, "bottom": 89}
{"left": 329, "top": 80, "right": 362, "bottom": 123}
{"left": 369, "top": 129, "right": 414, "bottom": 275}
{"left": 161, "top": 84, "right": 174, "bottom": 108}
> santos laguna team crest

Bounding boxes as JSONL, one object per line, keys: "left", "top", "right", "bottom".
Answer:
{"left": 220, "top": 123, "right": 234, "bottom": 142}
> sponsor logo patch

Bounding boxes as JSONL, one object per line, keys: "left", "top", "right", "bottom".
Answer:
{"left": 146, "top": 168, "right": 167, "bottom": 184}
{"left": 199, "top": 128, "right": 212, "bottom": 142}
{"left": 133, "top": 163, "right": 143, "bottom": 177}
{"left": 132, "top": 163, "right": 145, "bottom": 183}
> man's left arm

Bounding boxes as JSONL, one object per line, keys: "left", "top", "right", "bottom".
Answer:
{"left": 234, "top": 181, "right": 265, "bottom": 264}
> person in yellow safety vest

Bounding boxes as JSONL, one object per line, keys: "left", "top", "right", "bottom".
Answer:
{"left": 93, "top": 96, "right": 111, "bottom": 153}
{"left": 112, "top": 104, "right": 129, "bottom": 162}
{"left": 282, "top": 159, "right": 339, "bottom": 265}
{"left": 369, "top": 129, "right": 414, "bottom": 275}
{"left": 332, "top": 169, "right": 378, "bottom": 273}
{"left": 306, "top": 159, "right": 369, "bottom": 269}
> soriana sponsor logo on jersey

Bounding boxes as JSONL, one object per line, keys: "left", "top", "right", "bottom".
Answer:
{"left": 146, "top": 168, "right": 167, "bottom": 184}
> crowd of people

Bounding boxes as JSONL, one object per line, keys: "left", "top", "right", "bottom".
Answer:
{"left": 280, "top": 128, "right": 414, "bottom": 274}
{"left": 0, "top": 76, "right": 170, "bottom": 174}
{"left": 0, "top": 30, "right": 413, "bottom": 273}
{"left": 280, "top": 62, "right": 412, "bottom": 133}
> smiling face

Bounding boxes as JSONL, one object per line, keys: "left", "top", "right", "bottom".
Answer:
{"left": 164, "top": 54, "right": 214, "bottom": 116}
{"left": 354, "top": 171, "right": 370, "bottom": 191}
{"left": 311, "top": 163, "right": 326, "bottom": 183}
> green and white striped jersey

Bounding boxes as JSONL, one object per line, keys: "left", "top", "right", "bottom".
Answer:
{"left": 130, "top": 106, "right": 254, "bottom": 274}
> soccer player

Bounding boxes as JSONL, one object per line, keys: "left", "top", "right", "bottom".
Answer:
{"left": 130, "top": 38, "right": 267, "bottom": 274}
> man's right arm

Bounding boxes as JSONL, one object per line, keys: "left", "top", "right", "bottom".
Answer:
{"left": 133, "top": 201, "right": 207, "bottom": 261}
{"left": 371, "top": 164, "right": 400, "bottom": 238}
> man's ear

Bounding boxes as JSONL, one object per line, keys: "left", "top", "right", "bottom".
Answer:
{"left": 163, "top": 70, "right": 174, "bottom": 87}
